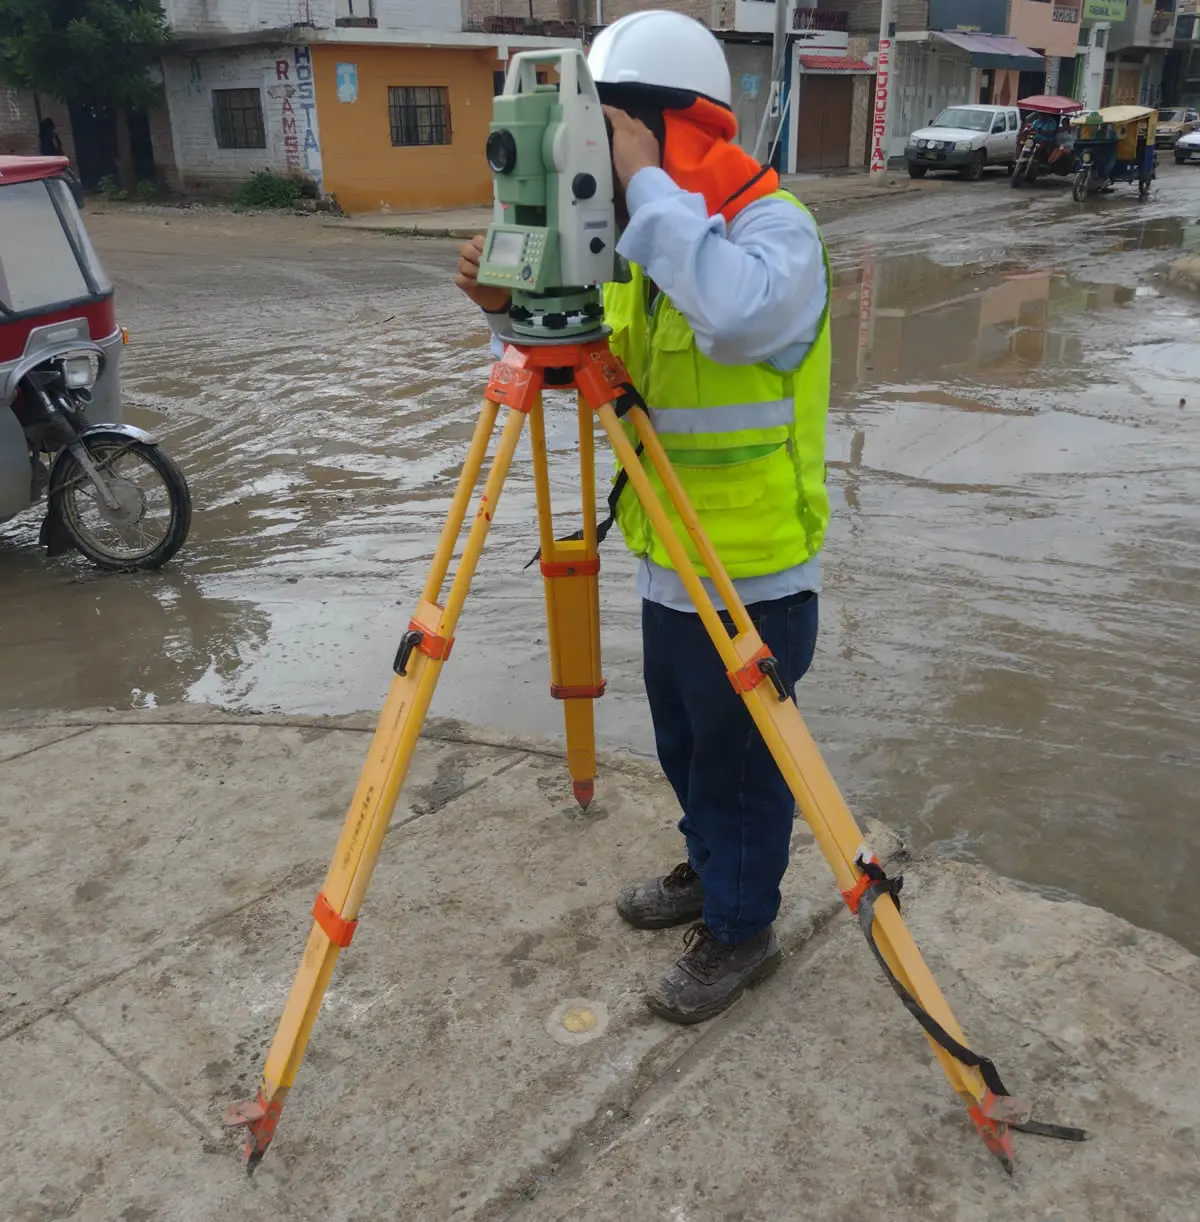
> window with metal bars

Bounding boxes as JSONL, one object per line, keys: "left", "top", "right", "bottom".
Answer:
{"left": 213, "top": 88, "right": 267, "bottom": 150}
{"left": 388, "top": 85, "right": 452, "bottom": 147}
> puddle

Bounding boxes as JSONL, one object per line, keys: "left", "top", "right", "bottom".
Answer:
{"left": 2, "top": 206, "right": 1199, "bottom": 952}
{"left": 830, "top": 253, "right": 1136, "bottom": 390}
{"left": 1101, "top": 215, "right": 1200, "bottom": 251}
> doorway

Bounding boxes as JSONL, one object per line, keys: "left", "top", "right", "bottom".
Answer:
{"left": 68, "top": 101, "right": 156, "bottom": 190}
{"left": 794, "top": 74, "right": 853, "bottom": 171}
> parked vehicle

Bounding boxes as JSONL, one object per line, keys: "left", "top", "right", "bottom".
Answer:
{"left": 1069, "top": 106, "right": 1157, "bottom": 202}
{"left": 1174, "top": 128, "right": 1200, "bottom": 164}
{"left": 0, "top": 155, "right": 191, "bottom": 569}
{"left": 1011, "top": 95, "right": 1082, "bottom": 188}
{"left": 1155, "top": 107, "right": 1200, "bottom": 149}
{"left": 905, "top": 104, "right": 1021, "bottom": 181}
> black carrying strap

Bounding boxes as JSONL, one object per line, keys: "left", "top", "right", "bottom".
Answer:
{"left": 524, "top": 382, "right": 647, "bottom": 570}
{"left": 853, "top": 860, "right": 1088, "bottom": 1144}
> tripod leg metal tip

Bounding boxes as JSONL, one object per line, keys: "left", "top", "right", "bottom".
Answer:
{"left": 223, "top": 1094, "right": 279, "bottom": 1174}
{"left": 573, "top": 779, "right": 595, "bottom": 809}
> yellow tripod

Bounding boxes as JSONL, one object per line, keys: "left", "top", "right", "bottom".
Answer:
{"left": 224, "top": 335, "right": 1084, "bottom": 1173}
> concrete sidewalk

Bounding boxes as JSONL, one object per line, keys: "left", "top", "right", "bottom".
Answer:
{"left": 325, "top": 173, "right": 925, "bottom": 237}
{"left": 2, "top": 707, "right": 1197, "bottom": 1222}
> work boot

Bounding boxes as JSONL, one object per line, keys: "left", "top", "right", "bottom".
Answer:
{"left": 615, "top": 861, "right": 705, "bottom": 930}
{"left": 646, "top": 922, "right": 781, "bottom": 1025}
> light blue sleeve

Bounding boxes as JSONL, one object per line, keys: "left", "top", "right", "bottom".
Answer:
{"left": 485, "top": 310, "right": 506, "bottom": 359}
{"left": 616, "top": 165, "right": 827, "bottom": 371}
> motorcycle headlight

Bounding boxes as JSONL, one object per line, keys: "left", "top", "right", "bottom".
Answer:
{"left": 955, "top": 140, "right": 973, "bottom": 151}
{"left": 60, "top": 354, "right": 97, "bottom": 389}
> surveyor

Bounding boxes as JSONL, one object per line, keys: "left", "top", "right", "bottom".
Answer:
{"left": 456, "top": 9, "right": 830, "bottom": 1024}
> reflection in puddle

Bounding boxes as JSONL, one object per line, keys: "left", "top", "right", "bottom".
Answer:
{"left": 830, "top": 253, "right": 1136, "bottom": 390}
{"left": 1102, "top": 215, "right": 1200, "bottom": 251}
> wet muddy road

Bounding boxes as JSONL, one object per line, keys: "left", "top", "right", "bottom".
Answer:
{"left": 3, "top": 170, "right": 1198, "bottom": 949}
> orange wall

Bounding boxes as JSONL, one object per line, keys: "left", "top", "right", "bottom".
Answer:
{"left": 312, "top": 44, "right": 500, "bottom": 214}
{"left": 1009, "top": 0, "right": 1081, "bottom": 58}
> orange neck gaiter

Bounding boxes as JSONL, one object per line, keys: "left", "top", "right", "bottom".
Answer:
{"left": 661, "top": 97, "right": 780, "bottom": 224}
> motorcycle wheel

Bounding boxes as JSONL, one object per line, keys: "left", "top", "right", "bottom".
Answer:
{"left": 48, "top": 432, "right": 192, "bottom": 570}
{"left": 1010, "top": 162, "right": 1026, "bottom": 188}
{"left": 1139, "top": 176, "right": 1151, "bottom": 199}
{"left": 1072, "top": 169, "right": 1090, "bottom": 202}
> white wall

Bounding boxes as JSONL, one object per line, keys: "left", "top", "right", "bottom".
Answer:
{"left": 1077, "top": 22, "right": 1109, "bottom": 109}
{"left": 162, "top": 0, "right": 463, "bottom": 34}
{"left": 163, "top": 1, "right": 334, "bottom": 34}
{"left": 163, "top": 44, "right": 324, "bottom": 190}
{"left": 357, "top": 0, "right": 464, "bottom": 29}
{"left": 734, "top": 0, "right": 804, "bottom": 35}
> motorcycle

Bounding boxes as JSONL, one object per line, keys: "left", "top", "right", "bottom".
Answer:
{"left": 0, "top": 154, "right": 191, "bottom": 569}
{"left": 1010, "top": 94, "right": 1083, "bottom": 188}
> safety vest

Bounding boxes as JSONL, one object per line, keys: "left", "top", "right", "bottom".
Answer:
{"left": 603, "top": 190, "right": 831, "bottom": 581}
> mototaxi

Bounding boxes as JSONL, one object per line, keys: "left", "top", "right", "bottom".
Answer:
{"left": 1011, "top": 95, "right": 1082, "bottom": 188}
{"left": 1069, "top": 105, "right": 1158, "bottom": 201}
{"left": 0, "top": 155, "right": 191, "bottom": 569}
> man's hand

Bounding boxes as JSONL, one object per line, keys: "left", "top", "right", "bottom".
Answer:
{"left": 455, "top": 234, "right": 511, "bottom": 314}
{"left": 603, "top": 105, "right": 661, "bottom": 190}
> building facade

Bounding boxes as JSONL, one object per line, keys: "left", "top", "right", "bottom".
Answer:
{"left": 1104, "top": 0, "right": 1178, "bottom": 103}
{"left": 1071, "top": 2, "right": 1123, "bottom": 109}
{"left": 883, "top": 1, "right": 1045, "bottom": 162}
{"left": 156, "top": 0, "right": 576, "bottom": 210}
{"left": 1164, "top": 0, "right": 1200, "bottom": 103}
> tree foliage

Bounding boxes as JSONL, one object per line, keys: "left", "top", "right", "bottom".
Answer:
{"left": 0, "top": 0, "right": 172, "bottom": 108}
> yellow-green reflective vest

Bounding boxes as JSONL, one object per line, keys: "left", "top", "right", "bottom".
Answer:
{"left": 603, "top": 190, "right": 831, "bottom": 582}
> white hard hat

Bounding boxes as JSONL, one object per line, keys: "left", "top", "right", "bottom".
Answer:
{"left": 588, "top": 10, "right": 732, "bottom": 108}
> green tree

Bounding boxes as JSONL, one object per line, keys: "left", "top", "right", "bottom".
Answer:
{"left": 0, "top": 0, "right": 172, "bottom": 191}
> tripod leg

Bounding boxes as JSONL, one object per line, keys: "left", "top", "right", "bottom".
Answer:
{"left": 529, "top": 391, "right": 603, "bottom": 809}
{"left": 224, "top": 398, "right": 529, "bottom": 1170}
{"left": 594, "top": 401, "right": 1015, "bottom": 1169}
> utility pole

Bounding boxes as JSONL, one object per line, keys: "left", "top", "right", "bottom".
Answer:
{"left": 752, "top": 0, "right": 791, "bottom": 163}
{"left": 869, "top": 0, "right": 897, "bottom": 183}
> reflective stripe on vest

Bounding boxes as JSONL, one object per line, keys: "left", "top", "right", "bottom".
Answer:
{"left": 650, "top": 398, "right": 795, "bottom": 435}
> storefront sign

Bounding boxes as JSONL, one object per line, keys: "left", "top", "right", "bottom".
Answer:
{"left": 869, "top": 39, "right": 890, "bottom": 176}
{"left": 1081, "top": 0, "right": 1127, "bottom": 19}
{"left": 928, "top": 0, "right": 1007, "bottom": 34}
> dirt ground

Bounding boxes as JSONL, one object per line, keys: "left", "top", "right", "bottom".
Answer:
{"left": 2, "top": 165, "right": 1199, "bottom": 957}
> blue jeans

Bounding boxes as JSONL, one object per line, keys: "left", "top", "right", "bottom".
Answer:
{"left": 642, "top": 591, "right": 819, "bottom": 945}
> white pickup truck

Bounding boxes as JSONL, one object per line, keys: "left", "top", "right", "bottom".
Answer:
{"left": 904, "top": 104, "right": 1022, "bottom": 181}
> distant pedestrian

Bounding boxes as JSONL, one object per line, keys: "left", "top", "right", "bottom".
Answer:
{"left": 39, "top": 117, "right": 65, "bottom": 158}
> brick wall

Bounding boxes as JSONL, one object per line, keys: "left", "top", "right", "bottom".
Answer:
{"left": 162, "top": 44, "right": 324, "bottom": 194}
{"left": 821, "top": 0, "right": 926, "bottom": 35}
{"left": 162, "top": 0, "right": 335, "bottom": 35}
{"left": 147, "top": 101, "right": 181, "bottom": 192}
{"left": 846, "top": 34, "right": 870, "bottom": 165}
{"left": 0, "top": 86, "right": 76, "bottom": 161}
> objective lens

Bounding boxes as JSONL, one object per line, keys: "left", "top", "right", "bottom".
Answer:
{"left": 487, "top": 130, "right": 517, "bottom": 174}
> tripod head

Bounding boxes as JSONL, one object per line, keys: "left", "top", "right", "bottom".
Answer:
{"left": 477, "top": 48, "right": 618, "bottom": 342}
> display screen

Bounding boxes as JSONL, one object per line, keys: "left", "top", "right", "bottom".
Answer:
{"left": 489, "top": 230, "right": 525, "bottom": 266}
